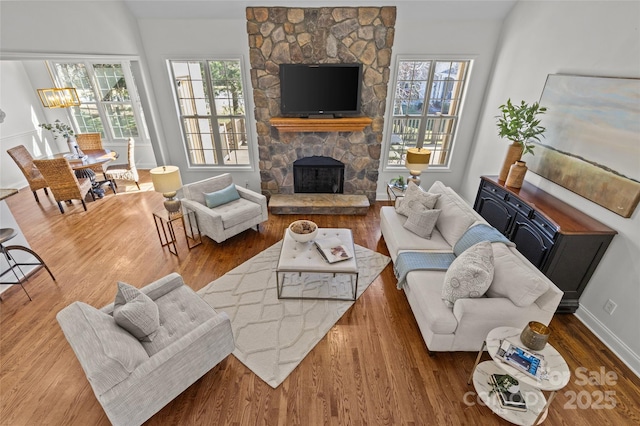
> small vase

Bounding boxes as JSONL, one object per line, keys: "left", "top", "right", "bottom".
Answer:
{"left": 506, "top": 160, "right": 527, "bottom": 188}
{"left": 499, "top": 142, "right": 523, "bottom": 182}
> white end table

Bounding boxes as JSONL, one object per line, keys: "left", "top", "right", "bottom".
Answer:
{"left": 468, "top": 326, "right": 571, "bottom": 425}
{"left": 276, "top": 228, "right": 358, "bottom": 301}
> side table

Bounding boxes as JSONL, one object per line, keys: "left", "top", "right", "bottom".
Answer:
{"left": 152, "top": 209, "right": 202, "bottom": 256}
{"left": 386, "top": 183, "right": 406, "bottom": 203}
{"left": 468, "top": 326, "right": 570, "bottom": 425}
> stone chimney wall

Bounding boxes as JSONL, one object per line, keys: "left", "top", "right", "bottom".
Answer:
{"left": 246, "top": 6, "right": 396, "bottom": 203}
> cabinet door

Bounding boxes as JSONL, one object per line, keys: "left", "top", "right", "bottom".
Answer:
{"left": 475, "top": 190, "right": 514, "bottom": 235}
{"left": 510, "top": 214, "right": 554, "bottom": 269}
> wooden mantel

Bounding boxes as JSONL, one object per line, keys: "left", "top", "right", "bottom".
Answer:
{"left": 269, "top": 116, "right": 372, "bottom": 132}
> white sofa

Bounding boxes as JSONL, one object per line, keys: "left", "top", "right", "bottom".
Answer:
{"left": 380, "top": 181, "right": 563, "bottom": 352}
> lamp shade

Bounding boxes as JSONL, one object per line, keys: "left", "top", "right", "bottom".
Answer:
{"left": 405, "top": 147, "right": 431, "bottom": 172}
{"left": 150, "top": 165, "right": 182, "bottom": 194}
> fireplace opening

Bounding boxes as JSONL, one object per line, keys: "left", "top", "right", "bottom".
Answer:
{"left": 293, "top": 156, "right": 344, "bottom": 194}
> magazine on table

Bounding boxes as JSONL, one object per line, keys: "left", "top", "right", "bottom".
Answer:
{"left": 496, "top": 339, "right": 545, "bottom": 379}
{"left": 489, "top": 374, "right": 528, "bottom": 412}
{"left": 314, "top": 237, "right": 353, "bottom": 264}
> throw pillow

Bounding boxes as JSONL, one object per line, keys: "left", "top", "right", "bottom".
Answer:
{"left": 403, "top": 209, "right": 441, "bottom": 239}
{"left": 204, "top": 183, "right": 240, "bottom": 208}
{"left": 395, "top": 181, "right": 441, "bottom": 217}
{"left": 113, "top": 282, "right": 160, "bottom": 342}
{"left": 441, "top": 241, "right": 494, "bottom": 308}
{"left": 487, "top": 243, "right": 550, "bottom": 307}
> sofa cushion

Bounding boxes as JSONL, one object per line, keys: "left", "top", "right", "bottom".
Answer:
{"left": 405, "top": 270, "right": 459, "bottom": 334}
{"left": 428, "top": 181, "right": 478, "bottom": 247}
{"left": 204, "top": 183, "right": 240, "bottom": 208}
{"left": 442, "top": 241, "right": 494, "bottom": 308}
{"left": 403, "top": 208, "right": 441, "bottom": 239}
{"left": 487, "top": 243, "right": 550, "bottom": 307}
{"left": 113, "top": 282, "right": 160, "bottom": 342}
{"left": 380, "top": 206, "right": 452, "bottom": 260}
{"left": 211, "top": 197, "right": 263, "bottom": 229}
{"left": 141, "top": 284, "right": 220, "bottom": 356}
{"left": 395, "top": 182, "right": 440, "bottom": 216}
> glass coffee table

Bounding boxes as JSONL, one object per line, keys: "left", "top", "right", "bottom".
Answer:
{"left": 276, "top": 228, "right": 358, "bottom": 301}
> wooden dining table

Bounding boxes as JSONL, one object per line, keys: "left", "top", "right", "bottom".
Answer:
{"left": 36, "top": 149, "right": 119, "bottom": 197}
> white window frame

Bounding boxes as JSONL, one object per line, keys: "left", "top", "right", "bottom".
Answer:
{"left": 382, "top": 55, "right": 473, "bottom": 172}
{"left": 167, "top": 56, "right": 255, "bottom": 170}
{"left": 50, "top": 60, "right": 148, "bottom": 143}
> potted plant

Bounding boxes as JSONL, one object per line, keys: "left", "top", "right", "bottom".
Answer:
{"left": 390, "top": 175, "right": 405, "bottom": 188}
{"left": 40, "top": 120, "right": 81, "bottom": 156}
{"left": 39, "top": 119, "right": 75, "bottom": 141}
{"left": 496, "top": 99, "right": 547, "bottom": 181}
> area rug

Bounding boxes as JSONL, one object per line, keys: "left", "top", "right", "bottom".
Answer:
{"left": 198, "top": 241, "right": 390, "bottom": 388}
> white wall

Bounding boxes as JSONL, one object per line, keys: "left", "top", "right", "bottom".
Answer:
{"left": 463, "top": 1, "right": 640, "bottom": 375}
{"left": 136, "top": 17, "right": 262, "bottom": 191}
{"left": 375, "top": 12, "right": 505, "bottom": 199}
{"left": 0, "top": 61, "right": 61, "bottom": 188}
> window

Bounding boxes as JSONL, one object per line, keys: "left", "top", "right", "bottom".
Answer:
{"left": 386, "top": 59, "right": 470, "bottom": 168}
{"left": 169, "top": 60, "right": 249, "bottom": 166}
{"left": 52, "top": 61, "right": 146, "bottom": 141}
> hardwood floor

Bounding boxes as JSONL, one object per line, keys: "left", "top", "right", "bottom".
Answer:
{"left": 1, "top": 171, "right": 639, "bottom": 425}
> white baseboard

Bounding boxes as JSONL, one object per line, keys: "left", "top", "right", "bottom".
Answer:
{"left": 575, "top": 306, "right": 640, "bottom": 378}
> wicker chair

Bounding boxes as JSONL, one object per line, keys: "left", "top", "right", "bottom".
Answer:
{"left": 104, "top": 138, "right": 140, "bottom": 190}
{"left": 32, "top": 158, "right": 95, "bottom": 213}
{"left": 76, "top": 133, "right": 108, "bottom": 175}
{"left": 6, "top": 145, "right": 49, "bottom": 203}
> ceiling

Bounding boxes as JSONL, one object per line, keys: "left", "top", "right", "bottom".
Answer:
{"left": 123, "top": 0, "right": 517, "bottom": 21}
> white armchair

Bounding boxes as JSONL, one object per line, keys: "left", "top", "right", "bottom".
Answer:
{"left": 57, "top": 273, "right": 235, "bottom": 426}
{"left": 179, "top": 174, "right": 268, "bottom": 243}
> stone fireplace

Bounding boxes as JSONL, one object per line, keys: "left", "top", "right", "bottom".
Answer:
{"left": 246, "top": 7, "right": 397, "bottom": 204}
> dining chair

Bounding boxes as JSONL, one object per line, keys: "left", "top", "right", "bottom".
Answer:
{"left": 104, "top": 138, "right": 140, "bottom": 190}
{"left": 32, "top": 157, "right": 95, "bottom": 213}
{"left": 6, "top": 145, "right": 49, "bottom": 203}
{"left": 75, "top": 132, "right": 109, "bottom": 172}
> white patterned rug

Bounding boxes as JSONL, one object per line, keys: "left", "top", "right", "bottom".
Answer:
{"left": 198, "top": 241, "right": 390, "bottom": 388}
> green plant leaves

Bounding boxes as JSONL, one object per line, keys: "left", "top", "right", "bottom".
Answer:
{"left": 496, "top": 99, "right": 547, "bottom": 155}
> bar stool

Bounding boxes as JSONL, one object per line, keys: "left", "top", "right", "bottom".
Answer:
{"left": 0, "top": 228, "right": 56, "bottom": 301}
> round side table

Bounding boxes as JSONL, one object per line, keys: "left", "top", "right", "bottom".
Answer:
{"left": 468, "top": 326, "right": 571, "bottom": 425}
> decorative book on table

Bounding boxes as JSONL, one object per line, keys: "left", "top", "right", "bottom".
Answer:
{"left": 489, "top": 374, "right": 528, "bottom": 412}
{"left": 314, "top": 237, "right": 353, "bottom": 264}
{"left": 497, "top": 340, "right": 545, "bottom": 379}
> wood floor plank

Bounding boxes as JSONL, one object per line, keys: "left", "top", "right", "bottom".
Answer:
{"left": 1, "top": 170, "right": 638, "bottom": 425}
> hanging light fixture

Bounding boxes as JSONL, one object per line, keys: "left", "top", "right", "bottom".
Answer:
{"left": 36, "top": 62, "right": 81, "bottom": 108}
{"left": 37, "top": 87, "right": 81, "bottom": 108}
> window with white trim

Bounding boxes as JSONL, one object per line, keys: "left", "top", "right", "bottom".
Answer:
{"left": 52, "top": 61, "right": 147, "bottom": 141}
{"left": 386, "top": 59, "right": 470, "bottom": 168}
{"left": 169, "top": 60, "right": 249, "bottom": 166}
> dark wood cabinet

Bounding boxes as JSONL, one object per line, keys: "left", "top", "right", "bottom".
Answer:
{"left": 474, "top": 176, "right": 617, "bottom": 313}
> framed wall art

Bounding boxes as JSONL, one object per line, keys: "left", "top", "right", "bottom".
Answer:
{"left": 527, "top": 74, "right": 640, "bottom": 218}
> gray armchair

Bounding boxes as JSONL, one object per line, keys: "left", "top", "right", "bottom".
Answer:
{"left": 179, "top": 173, "right": 268, "bottom": 243}
{"left": 57, "top": 273, "right": 234, "bottom": 426}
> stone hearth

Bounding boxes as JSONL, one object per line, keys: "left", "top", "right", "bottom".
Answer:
{"left": 269, "top": 194, "right": 369, "bottom": 215}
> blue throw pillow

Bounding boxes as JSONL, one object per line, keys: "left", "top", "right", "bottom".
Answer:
{"left": 204, "top": 184, "right": 240, "bottom": 208}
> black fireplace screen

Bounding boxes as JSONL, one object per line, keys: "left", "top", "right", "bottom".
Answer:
{"left": 293, "top": 156, "right": 344, "bottom": 194}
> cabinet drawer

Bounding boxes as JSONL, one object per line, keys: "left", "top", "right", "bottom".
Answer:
{"left": 506, "top": 195, "right": 533, "bottom": 217}
{"left": 530, "top": 212, "right": 558, "bottom": 239}
{"left": 481, "top": 180, "right": 508, "bottom": 200}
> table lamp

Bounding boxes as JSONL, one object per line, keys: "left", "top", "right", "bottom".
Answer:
{"left": 405, "top": 147, "right": 431, "bottom": 186}
{"left": 150, "top": 165, "right": 183, "bottom": 216}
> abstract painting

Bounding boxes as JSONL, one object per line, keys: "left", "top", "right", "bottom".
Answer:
{"left": 527, "top": 74, "right": 640, "bottom": 218}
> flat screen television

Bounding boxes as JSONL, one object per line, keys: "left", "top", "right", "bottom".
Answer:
{"left": 279, "top": 63, "right": 363, "bottom": 117}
